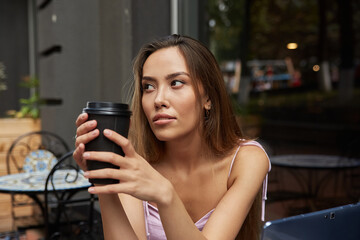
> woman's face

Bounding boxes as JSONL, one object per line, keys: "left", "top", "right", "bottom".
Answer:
{"left": 141, "top": 47, "right": 208, "bottom": 142}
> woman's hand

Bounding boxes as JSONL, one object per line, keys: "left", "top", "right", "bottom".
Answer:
{"left": 73, "top": 113, "right": 99, "bottom": 171}
{"left": 82, "top": 129, "right": 173, "bottom": 205}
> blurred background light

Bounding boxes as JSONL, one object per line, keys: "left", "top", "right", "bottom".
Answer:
{"left": 313, "top": 64, "right": 320, "bottom": 72}
{"left": 287, "top": 43, "right": 298, "bottom": 50}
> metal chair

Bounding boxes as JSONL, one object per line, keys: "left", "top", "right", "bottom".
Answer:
{"left": 44, "top": 151, "right": 98, "bottom": 239}
{"left": 6, "top": 130, "right": 70, "bottom": 174}
{"left": 5, "top": 130, "right": 70, "bottom": 229}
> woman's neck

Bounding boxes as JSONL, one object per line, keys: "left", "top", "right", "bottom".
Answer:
{"left": 161, "top": 134, "right": 212, "bottom": 173}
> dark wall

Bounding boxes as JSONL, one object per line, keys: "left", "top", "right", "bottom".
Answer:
{"left": 0, "top": 0, "right": 29, "bottom": 116}
{"left": 131, "top": 0, "right": 170, "bottom": 57}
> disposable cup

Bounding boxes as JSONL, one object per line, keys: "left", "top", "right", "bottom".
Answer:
{"left": 83, "top": 101, "right": 131, "bottom": 184}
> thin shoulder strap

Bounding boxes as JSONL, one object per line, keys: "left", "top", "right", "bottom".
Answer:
{"left": 143, "top": 201, "right": 150, "bottom": 238}
{"left": 228, "top": 145, "right": 241, "bottom": 178}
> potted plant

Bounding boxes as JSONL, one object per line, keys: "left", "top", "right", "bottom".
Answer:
{"left": 0, "top": 76, "right": 42, "bottom": 152}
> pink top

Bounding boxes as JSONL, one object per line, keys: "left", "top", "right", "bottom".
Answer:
{"left": 143, "top": 140, "right": 271, "bottom": 240}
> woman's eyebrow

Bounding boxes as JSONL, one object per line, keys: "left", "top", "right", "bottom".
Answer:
{"left": 165, "top": 72, "right": 190, "bottom": 80}
{"left": 141, "top": 76, "right": 156, "bottom": 81}
{"left": 142, "top": 72, "right": 190, "bottom": 81}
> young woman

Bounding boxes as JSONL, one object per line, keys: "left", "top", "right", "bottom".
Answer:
{"left": 74, "top": 35, "right": 270, "bottom": 240}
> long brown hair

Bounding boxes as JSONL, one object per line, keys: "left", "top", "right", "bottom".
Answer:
{"left": 130, "top": 34, "right": 261, "bottom": 239}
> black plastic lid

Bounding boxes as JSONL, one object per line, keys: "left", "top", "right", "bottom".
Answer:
{"left": 83, "top": 101, "right": 132, "bottom": 116}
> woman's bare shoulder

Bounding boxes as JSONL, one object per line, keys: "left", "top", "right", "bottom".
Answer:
{"left": 228, "top": 143, "right": 269, "bottom": 185}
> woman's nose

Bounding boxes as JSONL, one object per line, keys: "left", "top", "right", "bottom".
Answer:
{"left": 154, "top": 86, "right": 169, "bottom": 109}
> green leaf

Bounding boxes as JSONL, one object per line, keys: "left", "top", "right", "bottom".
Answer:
{"left": 30, "top": 108, "right": 39, "bottom": 118}
{"left": 20, "top": 106, "right": 30, "bottom": 115}
{"left": 20, "top": 98, "right": 30, "bottom": 104}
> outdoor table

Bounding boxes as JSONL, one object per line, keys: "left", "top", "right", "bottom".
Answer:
{"left": 270, "top": 154, "right": 360, "bottom": 211}
{"left": 0, "top": 169, "right": 91, "bottom": 228}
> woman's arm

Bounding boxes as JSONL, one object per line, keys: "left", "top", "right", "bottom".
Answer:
{"left": 97, "top": 193, "right": 147, "bottom": 240}
{"left": 157, "top": 187, "right": 208, "bottom": 240}
{"left": 98, "top": 194, "right": 138, "bottom": 240}
{"left": 119, "top": 193, "right": 148, "bottom": 240}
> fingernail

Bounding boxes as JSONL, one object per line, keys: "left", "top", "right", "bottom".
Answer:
{"left": 92, "top": 130, "right": 98, "bottom": 135}
{"left": 88, "top": 187, "right": 95, "bottom": 193}
{"left": 83, "top": 171, "right": 89, "bottom": 177}
{"left": 81, "top": 113, "right": 85, "bottom": 119}
{"left": 104, "top": 129, "right": 112, "bottom": 136}
{"left": 83, "top": 152, "right": 90, "bottom": 158}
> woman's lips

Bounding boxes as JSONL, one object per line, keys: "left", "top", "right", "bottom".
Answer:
{"left": 153, "top": 114, "right": 176, "bottom": 125}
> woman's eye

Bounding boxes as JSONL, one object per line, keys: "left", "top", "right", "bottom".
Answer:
{"left": 171, "top": 80, "right": 184, "bottom": 87}
{"left": 142, "top": 83, "right": 154, "bottom": 91}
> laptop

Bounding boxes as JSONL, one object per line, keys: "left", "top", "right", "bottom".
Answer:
{"left": 261, "top": 202, "right": 360, "bottom": 240}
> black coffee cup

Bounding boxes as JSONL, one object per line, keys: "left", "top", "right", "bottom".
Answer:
{"left": 83, "top": 101, "right": 131, "bottom": 184}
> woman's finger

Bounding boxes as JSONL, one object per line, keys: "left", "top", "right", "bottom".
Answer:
{"left": 87, "top": 179, "right": 160, "bottom": 204}
{"left": 75, "top": 113, "right": 88, "bottom": 127}
{"left": 84, "top": 168, "right": 137, "bottom": 183}
{"left": 103, "top": 129, "right": 135, "bottom": 157}
{"left": 82, "top": 151, "right": 132, "bottom": 169}
{"left": 76, "top": 120, "right": 98, "bottom": 137}
{"left": 73, "top": 143, "right": 87, "bottom": 170}
{"left": 75, "top": 128, "right": 99, "bottom": 148}
{"left": 87, "top": 181, "right": 137, "bottom": 195}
